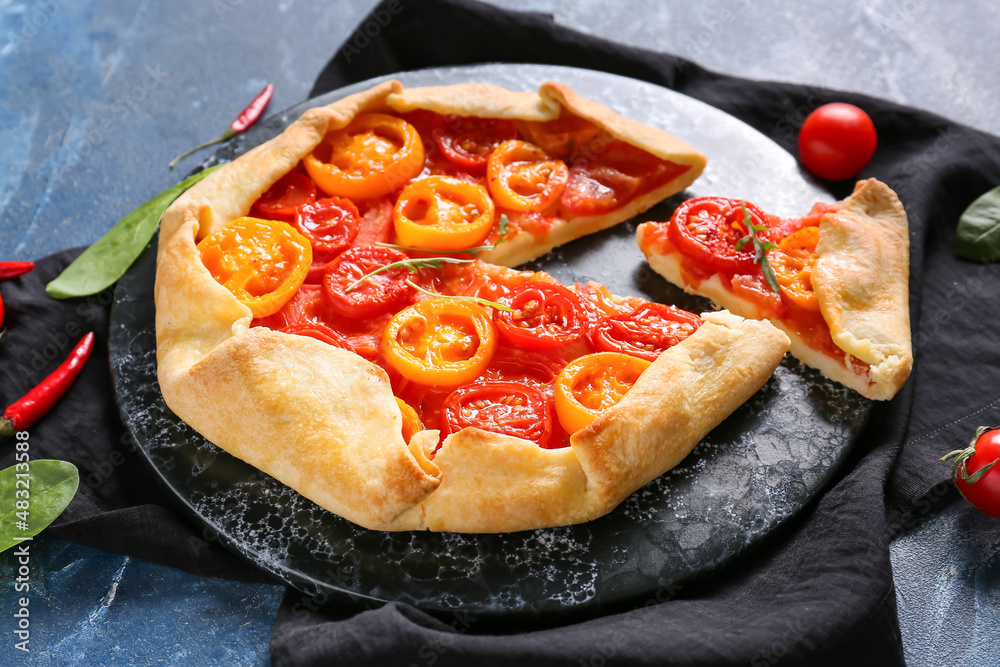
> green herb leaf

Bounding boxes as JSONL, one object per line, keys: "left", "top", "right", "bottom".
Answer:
{"left": 46, "top": 164, "right": 225, "bottom": 299}
{"left": 740, "top": 201, "right": 781, "bottom": 295}
{"left": 0, "top": 460, "right": 79, "bottom": 553}
{"left": 955, "top": 185, "right": 1000, "bottom": 262}
{"left": 346, "top": 257, "right": 476, "bottom": 292}
{"left": 405, "top": 280, "right": 516, "bottom": 312}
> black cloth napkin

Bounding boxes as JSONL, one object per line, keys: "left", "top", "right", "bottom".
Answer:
{"left": 2, "top": 0, "right": 999, "bottom": 664}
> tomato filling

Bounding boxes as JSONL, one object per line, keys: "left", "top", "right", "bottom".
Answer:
{"left": 641, "top": 199, "right": 855, "bottom": 370}
{"left": 224, "top": 108, "right": 701, "bottom": 450}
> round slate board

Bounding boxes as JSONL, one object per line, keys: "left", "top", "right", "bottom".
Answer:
{"left": 109, "top": 64, "right": 871, "bottom": 620}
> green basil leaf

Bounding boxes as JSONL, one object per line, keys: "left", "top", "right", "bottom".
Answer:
{"left": 956, "top": 185, "right": 1000, "bottom": 262}
{"left": 0, "top": 460, "right": 79, "bottom": 553}
{"left": 46, "top": 164, "right": 224, "bottom": 299}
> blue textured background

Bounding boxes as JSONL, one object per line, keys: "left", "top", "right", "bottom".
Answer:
{"left": 1, "top": 1, "right": 998, "bottom": 664}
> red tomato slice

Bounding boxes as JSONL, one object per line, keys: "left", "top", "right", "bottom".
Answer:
{"left": 481, "top": 346, "right": 567, "bottom": 388}
{"left": 322, "top": 246, "right": 413, "bottom": 318}
{"left": 352, "top": 197, "right": 395, "bottom": 247}
{"left": 440, "top": 381, "right": 554, "bottom": 447}
{"left": 494, "top": 281, "right": 587, "bottom": 350}
{"left": 591, "top": 303, "right": 702, "bottom": 361}
{"left": 432, "top": 115, "right": 518, "bottom": 172}
{"left": 252, "top": 283, "right": 324, "bottom": 329}
{"left": 561, "top": 141, "right": 689, "bottom": 216}
{"left": 294, "top": 197, "right": 361, "bottom": 258}
{"left": 667, "top": 197, "right": 771, "bottom": 274}
{"left": 279, "top": 322, "right": 354, "bottom": 352}
{"left": 251, "top": 172, "right": 318, "bottom": 222}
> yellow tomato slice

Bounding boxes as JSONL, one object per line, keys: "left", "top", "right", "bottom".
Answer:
{"left": 303, "top": 113, "right": 424, "bottom": 200}
{"left": 395, "top": 397, "right": 422, "bottom": 443}
{"left": 554, "top": 352, "right": 651, "bottom": 435}
{"left": 197, "top": 217, "right": 312, "bottom": 318}
{"left": 772, "top": 225, "right": 820, "bottom": 311}
{"left": 393, "top": 175, "right": 495, "bottom": 251}
{"left": 382, "top": 298, "right": 498, "bottom": 386}
{"left": 486, "top": 140, "right": 568, "bottom": 213}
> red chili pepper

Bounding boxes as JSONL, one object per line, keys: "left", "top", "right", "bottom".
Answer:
{"left": 0, "top": 261, "right": 34, "bottom": 279}
{"left": 0, "top": 332, "right": 95, "bottom": 436}
{"left": 169, "top": 83, "right": 275, "bottom": 169}
{"left": 0, "top": 261, "right": 32, "bottom": 332}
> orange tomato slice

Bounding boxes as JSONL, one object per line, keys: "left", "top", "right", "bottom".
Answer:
{"left": 393, "top": 175, "right": 495, "bottom": 251}
{"left": 554, "top": 352, "right": 651, "bottom": 434}
{"left": 303, "top": 113, "right": 424, "bottom": 199}
{"left": 395, "top": 397, "right": 423, "bottom": 443}
{"left": 772, "top": 225, "right": 820, "bottom": 311}
{"left": 382, "top": 298, "right": 498, "bottom": 386}
{"left": 198, "top": 217, "right": 312, "bottom": 318}
{"left": 486, "top": 140, "right": 568, "bottom": 213}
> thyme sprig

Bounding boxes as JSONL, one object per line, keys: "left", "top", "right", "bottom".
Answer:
{"left": 734, "top": 201, "right": 781, "bottom": 295}
{"left": 348, "top": 215, "right": 510, "bottom": 293}
{"left": 345, "top": 257, "right": 475, "bottom": 292}
{"left": 375, "top": 215, "right": 510, "bottom": 257}
{"left": 405, "top": 279, "right": 516, "bottom": 312}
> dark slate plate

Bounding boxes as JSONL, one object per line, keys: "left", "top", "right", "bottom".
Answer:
{"left": 109, "top": 64, "right": 870, "bottom": 620}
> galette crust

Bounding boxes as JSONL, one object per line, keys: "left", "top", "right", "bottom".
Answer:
{"left": 156, "top": 80, "right": 785, "bottom": 532}
{"left": 637, "top": 178, "right": 912, "bottom": 401}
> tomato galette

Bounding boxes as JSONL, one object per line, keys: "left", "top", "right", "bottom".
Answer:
{"left": 637, "top": 178, "right": 912, "bottom": 401}
{"left": 155, "top": 79, "right": 790, "bottom": 533}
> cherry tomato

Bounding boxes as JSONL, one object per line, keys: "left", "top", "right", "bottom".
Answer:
{"left": 396, "top": 397, "right": 423, "bottom": 444}
{"left": 486, "top": 140, "right": 568, "bottom": 213}
{"left": 251, "top": 171, "right": 318, "bottom": 222}
{"left": 294, "top": 197, "right": 360, "bottom": 260}
{"left": 304, "top": 113, "right": 425, "bottom": 199}
{"left": 561, "top": 141, "right": 689, "bottom": 216}
{"left": 198, "top": 217, "right": 312, "bottom": 318}
{"left": 771, "top": 226, "right": 820, "bottom": 311}
{"left": 322, "top": 246, "right": 413, "bottom": 318}
{"left": 523, "top": 112, "right": 603, "bottom": 160}
{"left": 494, "top": 281, "right": 587, "bottom": 350}
{"left": 432, "top": 115, "right": 518, "bottom": 172}
{"left": 943, "top": 427, "right": 1000, "bottom": 519}
{"left": 798, "top": 103, "right": 877, "bottom": 181}
{"left": 382, "top": 298, "right": 498, "bottom": 386}
{"left": 667, "top": 197, "right": 771, "bottom": 274}
{"left": 590, "top": 303, "right": 702, "bottom": 361}
{"left": 279, "top": 322, "right": 354, "bottom": 352}
{"left": 440, "top": 381, "right": 553, "bottom": 447}
{"left": 554, "top": 352, "right": 650, "bottom": 434}
{"left": 393, "top": 175, "right": 495, "bottom": 251}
